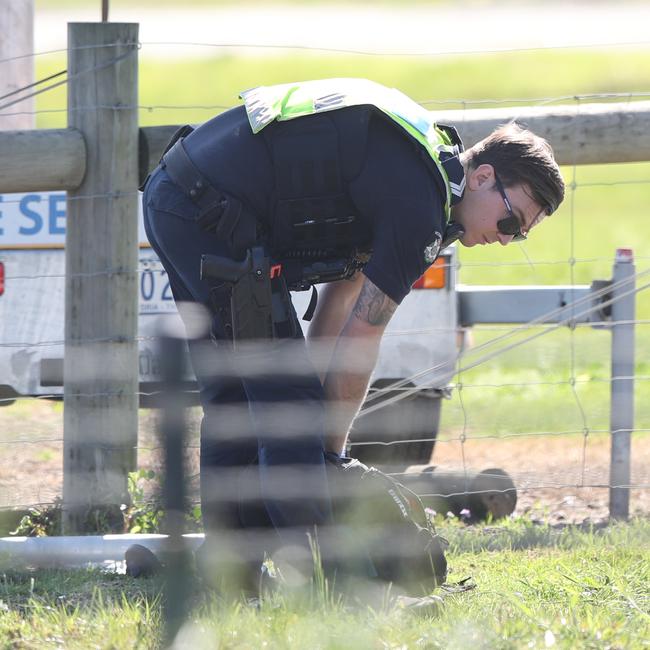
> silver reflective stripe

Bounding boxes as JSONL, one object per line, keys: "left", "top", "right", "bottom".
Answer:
{"left": 314, "top": 92, "right": 347, "bottom": 111}
{"left": 239, "top": 85, "right": 288, "bottom": 134}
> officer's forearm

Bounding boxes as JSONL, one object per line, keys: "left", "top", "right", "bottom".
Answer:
{"left": 322, "top": 335, "right": 380, "bottom": 455}
{"left": 322, "top": 275, "right": 397, "bottom": 455}
{"left": 307, "top": 272, "right": 364, "bottom": 382}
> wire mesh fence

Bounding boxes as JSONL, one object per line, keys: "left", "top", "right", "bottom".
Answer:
{"left": 1, "top": 31, "right": 649, "bottom": 557}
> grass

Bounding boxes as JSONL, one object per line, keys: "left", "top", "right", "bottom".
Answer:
{"left": 439, "top": 328, "right": 650, "bottom": 437}
{"left": 34, "top": 48, "right": 650, "bottom": 130}
{"left": 1, "top": 518, "right": 648, "bottom": 648}
{"left": 0, "top": 572, "right": 162, "bottom": 648}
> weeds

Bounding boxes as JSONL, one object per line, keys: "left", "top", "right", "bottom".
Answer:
{"left": 9, "top": 470, "right": 203, "bottom": 536}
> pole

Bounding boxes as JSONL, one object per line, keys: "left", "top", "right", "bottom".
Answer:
{"left": 63, "top": 23, "right": 139, "bottom": 533}
{"left": 0, "top": 0, "right": 35, "bottom": 130}
{"left": 160, "top": 333, "right": 191, "bottom": 646}
{"left": 608, "top": 248, "right": 636, "bottom": 520}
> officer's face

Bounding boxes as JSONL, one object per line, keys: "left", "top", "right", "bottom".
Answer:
{"left": 454, "top": 164, "right": 546, "bottom": 248}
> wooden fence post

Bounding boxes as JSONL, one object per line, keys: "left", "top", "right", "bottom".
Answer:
{"left": 63, "top": 22, "right": 139, "bottom": 533}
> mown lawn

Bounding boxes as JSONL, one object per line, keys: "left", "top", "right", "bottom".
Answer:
{"left": 1, "top": 519, "right": 648, "bottom": 649}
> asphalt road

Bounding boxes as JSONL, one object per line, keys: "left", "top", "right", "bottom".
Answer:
{"left": 35, "top": 3, "right": 650, "bottom": 59}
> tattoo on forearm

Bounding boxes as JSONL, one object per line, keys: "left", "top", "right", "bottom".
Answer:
{"left": 352, "top": 279, "right": 397, "bottom": 326}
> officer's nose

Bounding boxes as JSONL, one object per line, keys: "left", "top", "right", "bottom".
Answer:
{"left": 496, "top": 232, "right": 515, "bottom": 246}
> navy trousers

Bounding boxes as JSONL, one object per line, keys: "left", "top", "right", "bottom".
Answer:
{"left": 143, "top": 167, "right": 335, "bottom": 567}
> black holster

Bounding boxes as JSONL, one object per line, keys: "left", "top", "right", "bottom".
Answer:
{"left": 201, "top": 247, "right": 296, "bottom": 348}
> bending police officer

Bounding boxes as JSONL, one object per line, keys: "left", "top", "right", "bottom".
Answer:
{"left": 141, "top": 78, "right": 565, "bottom": 594}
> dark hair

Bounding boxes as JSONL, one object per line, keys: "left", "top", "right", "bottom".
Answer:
{"left": 465, "top": 122, "right": 565, "bottom": 215}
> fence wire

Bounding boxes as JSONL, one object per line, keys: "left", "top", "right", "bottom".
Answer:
{"left": 1, "top": 37, "right": 650, "bottom": 539}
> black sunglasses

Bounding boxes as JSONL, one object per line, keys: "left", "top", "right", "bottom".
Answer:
{"left": 494, "top": 173, "right": 527, "bottom": 242}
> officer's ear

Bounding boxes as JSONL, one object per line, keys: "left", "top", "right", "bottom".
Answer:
{"left": 467, "top": 163, "right": 495, "bottom": 191}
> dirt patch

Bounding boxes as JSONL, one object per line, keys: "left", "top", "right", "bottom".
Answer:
{"left": 431, "top": 432, "right": 650, "bottom": 524}
{"left": 1, "top": 400, "right": 648, "bottom": 526}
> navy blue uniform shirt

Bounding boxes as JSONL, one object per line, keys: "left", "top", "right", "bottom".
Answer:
{"left": 184, "top": 105, "right": 446, "bottom": 304}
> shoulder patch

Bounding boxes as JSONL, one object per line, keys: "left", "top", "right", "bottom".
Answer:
{"left": 424, "top": 232, "right": 442, "bottom": 264}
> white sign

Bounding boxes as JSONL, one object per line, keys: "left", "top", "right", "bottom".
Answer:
{"left": 0, "top": 191, "right": 149, "bottom": 249}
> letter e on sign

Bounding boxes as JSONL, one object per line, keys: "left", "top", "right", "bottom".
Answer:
{"left": 49, "top": 194, "right": 66, "bottom": 235}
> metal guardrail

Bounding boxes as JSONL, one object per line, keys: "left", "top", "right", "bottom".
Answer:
{"left": 458, "top": 284, "right": 594, "bottom": 326}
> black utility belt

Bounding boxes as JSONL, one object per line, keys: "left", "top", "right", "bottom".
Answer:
{"left": 200, "top": 247, "right": 362, "bottom": 347}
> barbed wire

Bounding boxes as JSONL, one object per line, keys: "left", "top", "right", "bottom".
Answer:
{"left": 3, "top": 422, "right": 649, "bottom": 448}
{"left": 1, "top": 371, "right": 649, "bottom": 405}
{"left": 3, "top": 258, "right": 650, "bottom": 283}
{"left": 3, "top": 34, "right": 650, "bottom": 71}
{"left": 1, "top": 182, "right": 649, "bottom": 209}
{"left": 0, "top": 190, "right": 141, "bottom": 207}
{"left": 430, "top": 280, "right": 648, "bottom": 392}
{"left": 0, "top": 316, "right": 647, "bottom": 348}
{"left": 383, "top": 320, "right": 650, "bottom": 336}
{"left": 0, "top": 70, "right": 67, "bottom": 104}
{"left": 458, "top": 257, "right": 650, "bottom": 267}
{"left": 420, "top": 91, "right": 650, "bottom": 106}
{"left": 8, "top": 478, "right": 650, "bottom": 516}
{"left": 0, "top": 47, "right": 140, "bottom": 114}
{"left": 563, "top": 100, "right": 585, "bottom": 485}
{"left": 6, "top": 96, "right": 650, "bottom": 119}
{"left": 0, "top": 41, "right": 141, "bottom": 67}
{"left": 2, "top": 479, "right": 648, "bottom": 509}
{"left": 0, "top": 368, "right": 647, "bottom": 401}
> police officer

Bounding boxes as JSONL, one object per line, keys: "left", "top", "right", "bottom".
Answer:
{"left": 141, "top": 78, "right": 565, "bottom": 593}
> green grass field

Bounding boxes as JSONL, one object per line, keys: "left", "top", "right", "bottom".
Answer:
{"left": 2, "top": 519, "right": 649, "bottom": 648}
